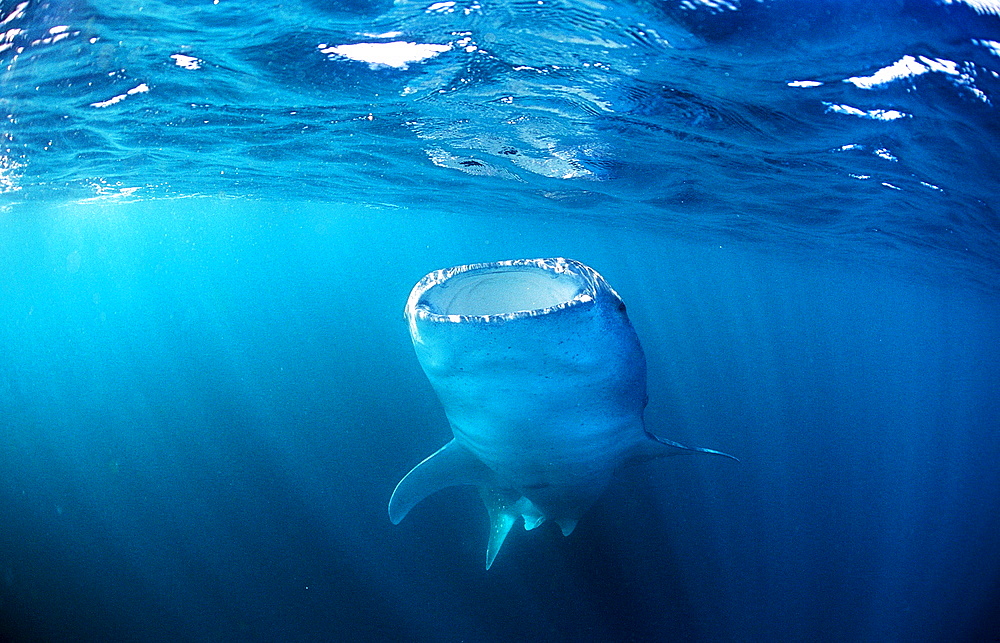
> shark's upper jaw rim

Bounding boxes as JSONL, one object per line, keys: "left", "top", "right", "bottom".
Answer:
{"left": 405, "top": 258, "right": 603, "bottom": 328}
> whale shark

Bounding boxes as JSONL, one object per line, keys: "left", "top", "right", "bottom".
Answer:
{"left": 389, "top": 257, "right": 737, "bottom": 569}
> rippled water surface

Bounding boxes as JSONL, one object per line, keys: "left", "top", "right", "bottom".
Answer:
{"left": 2, "top": 0, "right": 999, "bottom": 283}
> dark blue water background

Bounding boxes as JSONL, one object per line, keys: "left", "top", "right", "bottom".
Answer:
{"left": 1, "top": 1, "right": 999, "bottom": 641}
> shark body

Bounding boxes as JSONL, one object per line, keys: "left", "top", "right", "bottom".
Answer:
{"left": 389, "top": 257, "right": 736, "bottom": 568}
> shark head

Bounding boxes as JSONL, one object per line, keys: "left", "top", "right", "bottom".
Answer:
{"left": 390, "top": 258, "right": 736, "bottom": 568}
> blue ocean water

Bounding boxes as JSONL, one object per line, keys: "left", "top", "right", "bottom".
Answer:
{"left": 1, "top": 0, "right": 999, "bottom": 641}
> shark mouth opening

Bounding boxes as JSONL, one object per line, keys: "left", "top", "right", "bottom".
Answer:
{"left": 407, "top": 258, "right": 598, "bottom": 322}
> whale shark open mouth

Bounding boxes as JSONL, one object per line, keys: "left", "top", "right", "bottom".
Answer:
{"left": 406, "top": 257, "right": 606, "bottom": 324}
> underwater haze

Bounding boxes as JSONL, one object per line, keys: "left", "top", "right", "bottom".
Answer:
{"left": 1, "top": 0, "right": 1000, "bottom": 641}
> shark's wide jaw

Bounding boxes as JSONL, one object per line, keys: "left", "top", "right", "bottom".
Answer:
{"left": 391, "top": 257, "right": 736, "bottom": 569}
{"left": 404, "top": 257, "right": 604, "bottom": 337}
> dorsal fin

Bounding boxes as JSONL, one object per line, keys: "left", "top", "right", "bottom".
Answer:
{"left": 481, "top": 488, "right": 530, "bottom": 569}
{"left": 388, "top": 439, "right": 495, "bottom": 525}
{"left": 482, "top": 488, "right": 519, "bottom": 570}
{"left": 480, "top": 489, "right": 550, "bottom": 569}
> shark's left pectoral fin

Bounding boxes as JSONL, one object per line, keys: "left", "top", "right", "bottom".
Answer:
{"left": 631, "top": 430, "right": 740, "bottom": 463}
{"left": 389, "top": 439, "right": 495, "bottom": 525}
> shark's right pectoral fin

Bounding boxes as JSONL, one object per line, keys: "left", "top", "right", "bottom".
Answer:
{"left": 389, "top": 438, "right": 495, "bottom": 525}
{"left": 621, "top": 429, "right": 740, "bottom": 464}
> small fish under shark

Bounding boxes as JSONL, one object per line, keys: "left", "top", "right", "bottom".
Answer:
{"left": 389, "top": 257, "right": 737, "bottom": 569}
